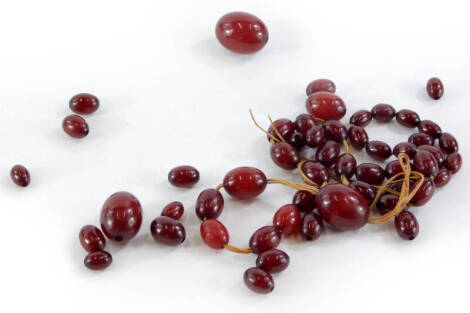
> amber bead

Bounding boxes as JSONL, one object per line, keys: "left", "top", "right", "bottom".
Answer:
{"left": 385, "top": 160, "right": 403, "bottom": 178}
{"left": 315, "top": 140, "right": 340, "bottom": 167}
{"left": 62, "top": 114, "right": 89, "bottom": 138}
{"left": 365, "top": 140, "right": 392, "bottom": 161}
{"left": 323, "top": 120, "right": 347, "bottom": 142}
{"left": 256, "top": 249, "right": 290, "bottom": 273}
{"left": 200, "top": 219, "right": 229, "bottom": 249}
{"left": 301, "top": 161, "right": 329, "bottom": 185}
{"left": 348, "top": 125, "right": 369, "bottom": 150}
{"left": 79, "top": 225, "right": 106, "bottom": 253}
{"left": 413, "top": 150, "right": 438, "bottom": 177}
{"left": 395, "top": 210, "right": 419, "bottom": 240}
{"left": 161, "top": 201, "right": 184, "bottom": 220}
{"left": 195, "top": 188, "right": 224, "bottom": 221}
{"left": 294, "top": 114, "right": 317, "bottom": 136}
{"left": 306, "top": 79, "right": 336, "bottom": 96}
{"left": 270, "top": 142, "right": 300, "bottom": 170}
{"left": 418, "top": 120, "right": 442, "bottom": 139}
{"left": 350, "top": 110, "right": 372, "bottom": 127}
{"left": 408, "top": 133, "right": 434, "bottom": 147}
{"left": 355, "top": 163, "right": 385, "bottom": 185}
{"left": 334, "top": 153, "right": 357, "bottom": 180}
{"left": 249, "top": 226, "right": 282, "bottom": 254}
{"left": 305, "top": 125, "right": 325, "bottom": 148}
{"left": 292, "top": 190, "right": 316, "bottom": 213}
{"left": 299, "top": 213, "right": 323, "bottom": 241}
{"left": 223, "top": 167, "right": 267, "bottom": 200}
{"left": 419, "top": 145, "right": 445, "bottom": 167}
{"left": 150, "top": 216, "right": 186, "bottom": 246}
{"left": 434, "top": 169, "right": 451, "bottom": 188}
{"left": 426, "top": 77, "right": 444, "bottom": 100}
{"left": 267, "top": 118, "right": 294, "bottom": 142}
{"left": 273, "top": 204, "right": 301, "bottom": 237}
{"left": 410, "top": 177, "right": 435, "bottom": 206}
{"left": 445, "top": 152, "right": 462, "bottom": 174}
{"left": 69, "top": 93, "right": 100, "bottom": 114}
{"left": 349, "top": 181, "right": 376, "bottom": 204}
{"left": 10, "top": 164, "right": 30, "bottom": 187}
{"left": 168, "top": 165, "right": 199, "bottom": 188}
{"left": 396, "top": 109, "right": 420, "bottom": 128}
{"left": 393, "top": 142, "right": 417, "bottom": 158}
{"left": 84, "top": 250, "right": 112, "bottom": 270}
{"left": 377, "top": 194, "right": 398, "bottom": 215}
{"left": 244, "top": 267, "right": 274, "bottom": 294}
{"left": 371, "top": 104, "right": 396, "bottom": 122}
{"left": 439, "top": 133, "right": 459, "bottom": 154}
{"left": 305, "top": 92, "right": 346, "bottom": 121}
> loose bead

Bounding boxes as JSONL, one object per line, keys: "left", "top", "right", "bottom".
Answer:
{"left": 294, "top": 114, "right": 317, "bottom": 136}
{"left": 439, "top": 132, "right": 459, "bottom": 154}
{"left": 418, "top": 120, "right": 442, "bottom": 139}
{"left": 243, "top": 267, "right": 274, "bottom": 294}
{"left": 256, "top": 249, "right": 290, "bottom": 273}
{"left": 286, "top": 131, "right": 305, "bottom": 150}
{"left": 84, "top": 250, "right": 112, "bottom": 270}
{"left": 267, "top": 118, "right": 294, "bottom": 142}
{"left": 426, "top": 77, "right": 444, "bottom": 100}
{"left": 150, "top": 216, "right": 186, "bottom": 246}
{"left": 377, "top": 195, "right": 398, "bottom": 215}
{"left": 305, "top": 125, "right": 325, "bottom": 148}
{"left": 349, "top": 181, "right": 376, "bottom": 204}
{"left": 200, "top": 219, "right": 229, "bottom": 249}
{"left": 249, "top": 226, "right": 282, "bottom": 254}
{"left": 396, "top": 109, "right": 420, "bottom": 128}
{"left": 161, "top": 201, "right": 184, "bottom": 220}
{"left": 79, "top": 225, "right": 106, "bottom": 253}
{"left": 371, "top": 104, "right": 396, "bottom": 122}
{"left": 270, "top": 142, "right": 300, "bottom": 170}
{"left": 413, "top": 150, "right": 438, "bottom": 177}
{"left": 168, "top": 165, "right": 200, "bottom": 188}
{"left": 10, "top": 164, "right": 30, "bottom": 187}
{"left": 273, "top": 204, "right": 301, "bottom": 237}
{"left": 292, "top": 190, "right": 316, "bottom": 213}
{"left": 301, "top": 161, "right": 329, "bottom": 185}
{"left": 305, "top": 92, "right": 346, "bottom": 121}
{"left": 334, "top": 153, "right": 357, "bottom": 180}
{"left": 350, "top": 110, "right": 372, "bottom": 127}
{"left": 306, "top": 79, "right": 336, "bottom": 96}
{"left": 323, "top": 120, "right": 348, "bottom": 142}
{"left": 195, "top": 188, "right": 224, "bottom": 221}
{"left": 408, "top": 133, "right": 434, "bottom": 146}
{"left": 62, "top": 114, "right": 89, "bottom": 138}
{"left": 365, "top": 140, "right": 392, "bottom": 161}
{"left": 410, "top": 177, "right": 435, "bottom": 206}
{"left": 223, "top": 167, "right": 267, "bottom": 200}
{"left": 385, "top": 160, "right": 403, "bottom": 178}
{"left": 348, "top": 125, "right": 369, "bottom": 150}
{"left": 393, "top": 142, "right": 417, "bottom": 158}
{"left": 445, "top": 152, "right": 462, "bottom": 174}
{"left": 299, "top": 213, "right": 323, "bottom": 241}
{"left": 419, "top": 145, "right": 445, "bottom": 167}
{"left": 355, "top": 163, "right": 385, "bottom": 185}
{"left": 315, "top": 140, "right": 340, "bottom": 167}
{"left": 434, "top": 169, "right": 451, "bottom": 188}
{"left": 394, "top": 210, "right": 419, "bottom": 240}
{"left": 69, "top": 93, "right": 100, "bottom": 114}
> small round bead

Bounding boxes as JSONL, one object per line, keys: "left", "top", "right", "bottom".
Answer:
{"left": 385, "top": 160, "right": 403, "bottom": 178}
{"left": 168, "top": 165, "right": 199, "bottom": 188}
{"left": 150, "top": 216, "right": 186, "bottom": 246}
{"left": 323, "top": 120, "right": 347, "bottom": 142}
{"left": 315, "top": 140, "right": 340, "bottom": 167}
{"left": 410, "top": 177, "right": 435, "bottom": 206}
{"left": 350, "top": 110, "right": 372, "bottom": 127}
{"left": 419, "top": 145, "right": 445, "bottom": 167}
{"left": 305, "top": 92, "right": 346, "bottom": 121}
{"left": 301, "top": 161, "right": 329, "bottom": 185}
{"left": 62, "top": 114, "right": 89, "bottom": 138}
{"left": 294, "top": 114, "right": 317, "bottom": 136}
{"left": 365, "top": 140, "right": 392, "bottom": 161}
{"left": 377, "top": 194, "right": 398, "bottom": 215}
{"left": 445, "top": 152, "right": 462, "bottom": 174}
{"left": 434, "top": 169, "right": 452, "bottom": 188}
{"left": 223, "top": 167, "right": 267, "bottom": 200}
{"left": 306, "top": 79, "right": 336, "bottom": 96}
{"left": 418, "top": 120, "right": 442, "bottom": 138}
{"left": 200, "top": 219, "right": 229, "bottom": 249}
{"left": 161, "top": 201, "right": 184, "bottom": 220}
{"left": 349, "top": 181, "right": 376, "bottom": 204}
{"left": 79, "top": 225, "right": 106, "bottom": 253}
{"left": 413, "top": 150, "right": 439, "bottom": 177}
{"left": 439, "top": 132, "right": 459, "bottom": 153}
{"left": 396, "top": 109, "right": 420, "bottom": 128}
{"left": 273, "top": 204, "right": 301, "bottom": 237}
{"left": 395, "top": 210, "right": 419, "bottom": 240}
{"left": 292, "top": 190, "right": 316, "bottom": 213}
{"left": 270, "top": 142, "right": 300, "bottom": 170}
{"left": 10, "top": 164, "right": 30, "bottom": 187}
{"left": 267, "top": 118, "right": 294, "bottom": 142}
{"left": 334, "top": 153, "right": 357, "bottom": 180}
{"left": 355, "top": 163, "right": 385, "bottom": 185}
{"left": 249, "top": 226, "right": 282, "bottom": 254}
{"left": 408, "top": 133, "right": 434, "bottom": 146}
{"left": 84, "top": 250, "right": 112, "bottom": 270}
{"left": 69, "top": 93, "right": 100, "bottom": 114}
{"left": 286, "top": 131, "right": 305, "bottom": 150}
{"left": 243, "top": 267, "right": 274, "bottom": 294}
{"left": 348, "top": 125, "right": 369, "bottom": 150}
{"left": 299, "top": 213, "right": 323, "bottom": 241}
{"left": 305, "top": 125, "right": 325, "bottom": 148}
{"left": 426, "top": 77, "right": 444, "bottom": 100}
{"left": 256, "top": 249, "right": 290, "bottom": 273}
{"left": 195, "top": 188, "right": 224, "bottom": 221}
{"left": 393, "top": 142, "right": 417, "bottom": 158}
{"left": 371, "top": 104, "right": 396, "bottom": 122}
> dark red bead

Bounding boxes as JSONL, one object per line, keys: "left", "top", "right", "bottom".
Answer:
{"left": 79, "top": 225, "right": 106, "bottom": 253}
{"left": 418, "top": 120, "right": 442, "bottom": 139}
{"left": 408, "top": 133, "right": 434, "bottom": 146}
{"left": 371, "top": 104, "right": 396, "bottom": 122}
{"left": 270, "top": 142, "right": 300, "bottom": 170}
{"left": 100, "top": 192, "right": 142, "bottom": 242}
{"left": 413, "top": 150, "right": 438, "bottom": 177}
{"left": 393, "top": 142, "right": 417, "bottom": 158}
{"left": 419, "top": 145, "right": 445, "bottom": 167}
{"left": 10, "top": 164, "right": 30, "bottom": 187}
{"left": 249, "top": 226, "right": 282, "bottom": 254}
{"left": 434, "top": 169, "right": 451, "bottom": 188}
{"left": 267, "top": 118, "right": 294, "bottom": 142}
{"left": 62, "top": 114, "right": 89, "bottom": 138}
{"left": 349, "top": 181, "right": 376, "bottom": 204}
{"left": 334, "top": 153, "right": 357, "bottom": 180}
{"left": 84, "top": 250, "right": 112, "bottom": 270}
{"left": 256, "top": 249, "right": 290, "bottom": 273}
{"left": 323, "top": 120, "right": 348, "bottom": 142}
{"left": 410, "top": 177, "right": 435, "bottom": 206}
{"left": 292, "top": 190, "right": 316, "bottom": 213}
{"left": 150, "top": 216, "right": 186, "bottom": 246}
{"left": 350, "top": 110, "right": 372, "bottom": 127}
{"left": 445, "top": 152, "right": 462, "bottom": 174}
{"left": 348, "top": 125, "right": 369, "bottom": 150}
{"left": 200, "top": 219, "right": 229, "bottom": 249}
{"left": 168, "top": 165, "right": 199, "bottom": 188}
{"left": 273, "top": 204, "right": 301, "bottom": 237}
{"left": 395, "top": 210, "right": 419, "bottom": 240}
{"left": 396, "top": 109, "right": 420, "bottom": 128}
{"left": 426, "top": 77, "right": 444, "bottom": 100}
{"left": 355, "top": 163, "right": 385, "bottom": 185}
{"left": 161, "top": 201, "right": 184, "bottom": 220}
{"left": 294, "top": 114, "right": 317, "bottom": 136}
{"left": 306, "top": 79, "right": 336, "bottom": 96}
{"left": 69, "top": 93, "right": 100, "bottom": 114}
{"left": 305, "top": 125, "right": 325, "bottom": 148}
{"left": 365, "top": 140, "right": 392, "bottom": 161}
{"left": 244, "top": 267, "right": 274, "bottom": 294}
{"left": 286, "top": 131, "right": 305, "bottom": 150}
{"left": 439, "top": 132, "right": 459, "bottom": 154}
{"left": 376, "top": 195, "right": 398, "bottom": 215}
{"left": 215, "top": 12, "right": 268, "bottom": 54}
{"left": 299, "top": 213, "right": 323, "bottom": 241}
{"left": 315, "top": 140, "right": 340, "bottom": 167}
{"left": 301, "top": 161, "right": 329, "bottom": 185}
{"left": 316, "top": 184, "right": 369, "bottom": 231}
{"left": 385, "top": 160, "right": 403, "bottom": 178}
{"left": 195, "top": 188, "right": 224, "bottom": 221}
{"left": 306, "top": 92, "right": 346, "bottom": 121}
{"left": 223, "top": 167, "right": 267, "bottom": 200}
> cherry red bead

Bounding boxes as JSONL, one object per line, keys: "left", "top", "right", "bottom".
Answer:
{"left": 439, "top": 132, "right": 459, "bottom": 154}
{"left": 305, "top": 92, "right": 346, "bottom": 121}
{"left": 299, "top": 213, "right": 323, "bottom": 241}
{"left": 292, "top": 190, "right": 316, "bottom": 213}
{"left": 334, "top": 153, "right": 357, "bottom": 180}
{"left": 393, "top": 142, "right": 417, "bottom": 158}
{"left": 10, "top": 164, "right": 30, "bottom": 187}
{"left": 301, "top": 161, "right": 329, "bottom": 185}
{"left": 200, "top": 219, "right": 229, "bottom": 249}
{"left": 434, "top": 168, "right": 451, "bottom": 188}
{"left": 348, "top": 125, "right": 369, "bottom": 150}
{"left": 294, "top": 114, "right": 317, "bottom": 136}
{"left": 355, "top": 163, "right": 385, "bottom": 185}
{"left": 150, "top": 216, "right": 186, "bottom": 246}
{"left": 408, "top": 133, "right": 434, "bottom": 146}
{"left": 394, "top": 210, "right": 419, "bottom": 240}
{"left": 349, "top": 181, "right": 376, "bottom": 204}
{"left": 267, "top": 118, "right": 294, "bottom": 142}
{"left": 419, "top": 145, "right": 445, "bottom": 167}
{"left": 323, "top": 120, "right": 348, "bottom": 142}
{"left": 79, "top": 225, "right": 106, "bottom": 253}
{"left": 316, "top": 184, "right": 369, "bottom": 231}
{"left": 100, "top": 191, "right": 143, "bottom": 242}
{"left": 410, "top": 177, "right": 435, "bottom": 206}
{"left": 426, "top": 77, "right": 444, "bottom": 100}
{"left": 69, "top": 93, "right": 100, "bottom": 114}
{"left": 223, "top": 167, "right": 267, "bottom": 200}
{"left": 168, "top": 165, "right": 199, "bottom": 188}
{"left": 385, "top": 160, "right": 403, "bottom": 178}
{"left": 256, "top": 249, "right": 290, "bottom": 274}
{"left": 396, "top": 109, "right": 420, "bottom": 128}
{"left": 270, "top": 142, "right": 300, "bottom": 170}
{"left": 305, "top": 125, "right": 325, "bottom": 148}
{"left": 413, "top": 150, "right": 438, "bottom": 177}
{"left": 377, "top": 194, "right": 398, "bottom": 215}
{"left": 445, "top": 152, "right": 462, "bottom": 174}
{"left": 306, "top": 79, "right": 336, "bottom": 96}
{"left": 249, "top": 226, "right": 282, "bottom": 254}
{"left": 350, "top": 110, "right": 372, "bottom": 127}
{"left": 418, "top": 120, "right": 442, "bottom": 139}
{"left": 62, "top": 114, "right": 89, "bottom": 138}
{"left": 371, "top": 104, "right": 396, "bottom": 122}
{"left": 286, "top": 131, "right": 305, "bottom": 150}
{"left": 195, "top": 188, "right": 224, "bottom": 221}
{"left": 244, "top": 267, "right": 274, "bottom": 294}
{"left": 161, "top": 201, "right": 184, "bottom": 220}
{"left": 273, "top": 204, "right": 301, "bottom": 237}
{"left": 315, "top": 140, "right": 340, "bottom": 167}
{"left": 84, "top": 250, "right": 112, "bottom": 270}
{"left": 365, "top": 140, "right": 392, "bottom": 161}
{"left": 215, "top": 12, "right": 268, "bottom": 54}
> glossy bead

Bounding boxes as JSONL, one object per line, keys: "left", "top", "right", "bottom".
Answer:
{"left": 371, "top": 104, "right": 396, "bottom": 122}
{"left": 286, "top": 131, "right": 305, "bottom": 150}
{"left": 377, "top": 195, "right": 398, "bottom": 215}
{"left": 348, "top": 125, "right": 369, "bottom": 150}
{"left": 223, "top": 167, "right": 267, "bottom": 200}
{"left": 426, "top": 77, "right": 444, "bottom": 100}
{"left": 350, "top": 110, "right": 372, "bottom": 127}
{"left": 323, "top": 120, "right": 348, "bottom": 142}
{"left": 305, "top": 125, "right": 325, "bottom": 148}
{"left": 100, "top": 192, "right": 142, "bottom": 242}
{"left": 418, "top": 120, "right": 442, "bottom": 139}
{"left": 316, "top": 184, "right": 369, "bottom": 231}
{"left": 215, "top": 12, "right": 268, "bottom": 54}
{"left": 84, "top": 250, "right": 112, "bottom": 270}
{"left": 195, "top": 188, "right": 224, "bottom": 221}
{"left": 365, "top": 140, "right": 392, "bottom": 161}
{"left": 419, "top": 145, "right": 445, "bottom": 167}
{"left": 168, "top": 165, "right": 199, "bottom": 188}
{"left": 413, "top": 150, "right": 438, "bottom": 177}
{"left": 445, "top": 152, "right": 462, "bottom": 174}
{"left": 200, "top": 219, "right": 229, "bottom": 249}
{"left": 408, "top": 133, "right": 434, "bottom": 146}
{"left": 439, "top": 132, "right": 459, "bottom": 153}
{"left": 69, "top": 93, "right": 100, "bottom": 114}
{"left": 10, "top": 164, "right": 30, "bottom": 187}
{"left": 434, "top": 168, "right": 451, "bottom": 188}
{"left": 301, "top": 161, "right": 329, "bottom": 185}
{"left": 244, "top": 267, "right": 274, "bottom": 294}
{"left": 315, "top": 140, "right": 340, "bottom": 167}
{"left": 334, "top": 153, "right": 357, "bottom": 180}
{"left": 299, "top": 213, "right": 323, "bottom": 241}
{"left": 270, "top": 142, "right": 300, "bottom": 170}
{"left": 349, "top": 181, "right": 376, "bottom": 204}
{"left": 294, "top": 114, "right": 317, "bottom": 136}
{"left": 394, "top": 210, "right": 419, "bottom": 240}
{"left": 249, "top": 226, "right": 282, "bottom": 254}
{"left": 150, "top": 216, "right": 186, "bottom": 246}
{"left": 292, "top": 190, "right": 316, "bottom": 213}
{"left": 62, "top": 114, "right": 89, "bottom": 138}
{"left": 256, "top": 249, "right": 290, "bottom": 273}
{"left": 355, "top": 163, "right": 385, "bottom": 185}
{"left": 410, "top": 177, "right": 435, "bottom": 206}
{"left": 385, "top": 160, "right": 403, "bottom": 178}
{"left": 396, "top": 109, "right": 420, "bottom": 128}
{"left": 267, "top": 118, "right": 294, "bottom": 142}
{"left": 306, "top": 79, "right": 336, "bottom": 96}
{"left": 273, "top": 204, "right": 301, "bottom": 237}
{"left": 79, "top": 225, "right": 106, "bottom": 253}
{"left": 161, "top": 201, "right": 184, "bottom": 220}
{"left": 305, "top": 92, "right": 346, "bottom": 121}
{"left": 393, "top": 142, "right": 417, "bottom": 158}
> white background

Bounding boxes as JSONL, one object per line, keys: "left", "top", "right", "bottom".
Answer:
{"left": 0, "top": 0, "right": 469, "bottom": 312}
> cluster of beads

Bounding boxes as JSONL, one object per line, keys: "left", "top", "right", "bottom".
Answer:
{"left": 63, "top": 93, "right": 99, "bottom": 138}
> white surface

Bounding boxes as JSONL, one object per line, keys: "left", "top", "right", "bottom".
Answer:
{"left": 0, "top": 0, "right": 469, "bottom": 312}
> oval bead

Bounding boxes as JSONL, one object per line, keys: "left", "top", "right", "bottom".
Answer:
{"left": 426, "top": 77, "right": 444, "bottom": 100}
{"left": 365, "top": 140, "right": 392, "bottom": 161}
{"left": 393, "top": 142, "right": 417, "bottom": 158}
{"left": 195, "top": 188, "right": 224, "bottom": 221}
{"left": 371, "top": 104, "right": 396, "bottom": 122}
{"left": 299, "top": 213, "right": 323, "bottom": 241}
{"left": 305, "top": 92, "right": 346, "bottom": 121}
{"left": 334, "top": 153, "right": 357, "bottom": 180}
{"left": 348, "top": 125, "right": 369, "bottom": 150}
{"left": 396, "top": 109, "right": 420, "bottom": 128}
{"left": 161, "top": 201, "right": 184, "bottom": 220}
{"left": 413, "top": 150, "right": 438, "bottom": 177}
{"left": 305, "top": 125, "right": 325, "bottom": 148}
{"left": 323, "top": 120, "right": 347, "bottom": 142}
{"left": 377, "top": 194, "right": 398, "bottom": 215}
{"left": 355, "top": 163, "right": 385, "bottom": 185}
{"left": 408, "top": 133, "right": 434, "bottom": 146}
{"left": 273, "top": 204, "right": 301, "bottom": 237}
{"left": 10, "top": 164, "right": 30, "bottom": 187}
{"left": 249, "top": 226, "right": 282, "bottom": 254}
{"left": 223, "top": 167, "right": 267, "bottom": 200}
{"left": 79, "top": 225, "right": 106, "bottom": 253}
{"left": 69, "top": 93, "right": 100, "bottom": 114}
{"left": 434, "top": 168, "right": 452, "bottom": 188}
{"left": 150, "top": 216, "right": 186, "bottom": 246}
{"left": 419, "top": 145, "right": 445, "bottom": 167}
{"left": 200, "top": 219, "right": 229, "bottom": 249}
{"left": 410, "top": 177, "right": 435, "bottom": 206}
{"left": 306, "top": 79, "right": 336, "bottom": 95}
{"left": 62, "top": 114, "right": 89, "bottom": 138}
{"left": 292, "top": 190, "right": 316, "bottom": 213}
{"left": 301, "top": 161, "right": 329, "bottom": 185}
{"left": 395, "top": 210, "right": 419, "bottom": 240}
{"left": 445, "top": 152, "right": 462, "bottom": 174}
{"left": 168, "top": 165, "right": 199, "bottom": 188}
{"left": 294, "top": 114, "right": 317, "bottom": 136}
{"left": 439, "top": 132, "right": 459, "bottom": 153}
{"left": 349, "top": 181, "right": 376, "bottom": 204}
{"left": 256, "top": 249, "right": 290, "bottom": 273}
{"left": 84, "top": 251, "right": 112, "bottom": 270}
{"left": 315, "top": 140, "right": 340, "bottom": 167}
{"left": 349, "top": 110, "right": 372, "bottom": 127}
{"left": 243, "top": 267, "right": 274, "bottom": 294}
{"left": 418, "top": 120, "right": 442, "bottom": 138}
{"left": 267, "top": 118, "right": 294, "bottom": 142}
{"left": 270, "top": 142, "right": 300, "bottom": 170}
{"left": 385, "top": 160, "right": 403, "bottom": 178}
